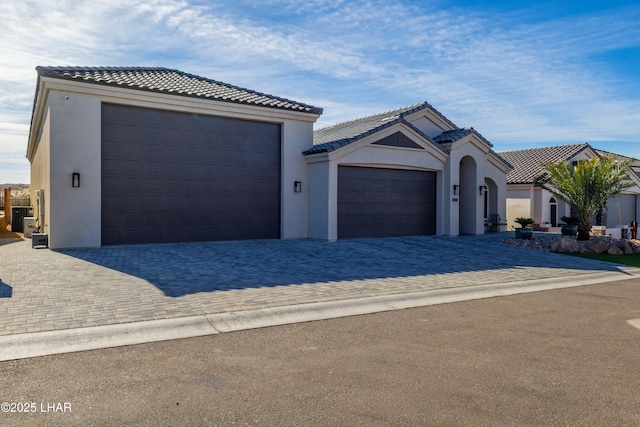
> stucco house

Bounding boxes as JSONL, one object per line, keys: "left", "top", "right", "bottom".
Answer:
{"left": 27, "top": 66, "right": 512, "bottom": 249}
{"left": 499, "top": 143, "right": 640, "bottom": 231}
{"left": 305, "top": 103, "right": 513, "bottom": 240}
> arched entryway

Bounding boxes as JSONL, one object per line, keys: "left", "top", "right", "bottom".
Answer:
{"left": 484, "top": 177, "right": 498, "bottom": 220}
{"left": 459, "top": 156, "right": 477, "bottom": 234}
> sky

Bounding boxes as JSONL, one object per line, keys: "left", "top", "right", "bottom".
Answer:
{"left": 1, "top": 0, "right": 639, "bottom": 183}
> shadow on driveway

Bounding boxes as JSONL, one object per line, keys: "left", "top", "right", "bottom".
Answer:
{"left": 0, "top": 280, "right": 12, "bottom": 298}
{"left": 58, "top": 236, "right": 627, "bottom": 297}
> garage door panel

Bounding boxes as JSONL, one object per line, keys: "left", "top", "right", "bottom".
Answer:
{"left": 338, "top": 166, "right": 436, "bottom": 238}
{"left": 101, "top": 104, "right": 281, "bottom": 245}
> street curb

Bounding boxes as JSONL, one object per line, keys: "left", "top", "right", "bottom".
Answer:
{"left": 206, "top": 269, "right": 640, "bottom": 332}
{"left": 0, "top": 316, "right": 216, "bottom": 362}
{"left": 1, "top": 269, "right": 639, "bottom": 361}
{"left": 627, "top": 319, "right": 640, "bottom": 330}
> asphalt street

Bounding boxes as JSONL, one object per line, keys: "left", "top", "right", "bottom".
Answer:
{"left": 1, "top": 278, "right": 639, "bottom": 426}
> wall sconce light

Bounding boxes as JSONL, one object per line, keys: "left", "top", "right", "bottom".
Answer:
{"left": 479, "top": 185, "right": 487, "bottom": 195}
{"left": 453, "top": 184, "right": 459, "bottom": 195}
{"left": 72, "top": 173, "right": 80, "bottom": 188}
{"left": 294, "top": 181, "right": 302, "bottom": 193}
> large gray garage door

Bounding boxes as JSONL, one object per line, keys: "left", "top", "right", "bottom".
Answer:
{"left": 101, "top": 104, "right": 281, "bottom": 245}
{"left": 338, "top": 166, "right": 436, "bottom": 238}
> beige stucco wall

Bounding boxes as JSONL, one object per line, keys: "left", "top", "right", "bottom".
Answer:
{"left": 506, "top": 186, "right": 532, "bottom": 229}
{"left": 506, "top": 199, "right": 531, "bottom": 230}
{"left": 29, "top": 107, "right": 51, "bottom": 234}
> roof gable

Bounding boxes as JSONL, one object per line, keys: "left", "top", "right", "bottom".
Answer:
{"left": 307, "top": 102, "right": 452, "bottom": 155}
{"left": 35, "top": 66, "right": 323, "bottom": 115}
{"left": 371, "top": 131, "right": 424, "bottom": 149}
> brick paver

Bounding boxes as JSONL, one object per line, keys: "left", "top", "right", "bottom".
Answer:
{"left": 0, "top": 234, "right": 630, "bottom": 336}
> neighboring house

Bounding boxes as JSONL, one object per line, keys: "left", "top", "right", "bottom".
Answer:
{"left": 499, "top": 143, "right": 640, "bottom": 230}
{"left": 27, "top": 66, "right": 512, "bottom": 249}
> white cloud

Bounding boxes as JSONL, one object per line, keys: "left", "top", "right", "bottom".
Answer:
{"left": 0, "top": 0, "right": 639, "bottom": 183}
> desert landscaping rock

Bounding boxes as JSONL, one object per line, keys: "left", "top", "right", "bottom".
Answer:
{"left": 502, "top": 234, "right": 640, "bottom": 255}
{"left": 608, "top": 245, "right": 624, "bottom": 255}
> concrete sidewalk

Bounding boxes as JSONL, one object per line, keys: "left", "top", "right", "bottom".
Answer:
{"left": 1, "top": 233, "right": 639, "bottom": 360}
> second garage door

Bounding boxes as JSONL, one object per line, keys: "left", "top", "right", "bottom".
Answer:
{"left": 101, "top": 104, "right": 281, "bottom": 245}
{"left": 337, "top": 166, "right": 437, "bottom": 238}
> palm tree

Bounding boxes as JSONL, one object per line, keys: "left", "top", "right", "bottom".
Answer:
{"left": 538, "top": 154, "right": 633, "bottom": 240}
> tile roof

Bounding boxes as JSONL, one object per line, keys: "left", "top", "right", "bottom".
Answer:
{"left": 35, "top": 66, "right": 323, "bottom": 115}
{"left": 498, "top": 143, "right": 592, "bottom": 184}
{"left": 306, "top": 102, "right": 449, "bottom": 155}
{"left": 489, "top": 149, "right": 515, "bottom": 170}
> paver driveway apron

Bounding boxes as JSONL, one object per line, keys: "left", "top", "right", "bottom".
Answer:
{"left": 0, "top": 234, "right": 639, "bottom": 359}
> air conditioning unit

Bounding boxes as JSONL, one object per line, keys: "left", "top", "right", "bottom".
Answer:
{"left": 23, "top": 217, "right": 37, "bottom": 238}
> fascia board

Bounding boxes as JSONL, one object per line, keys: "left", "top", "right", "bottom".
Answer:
{"left": 26, "top": 79, "right": 49, "bottom": 161}
{"left": 305, "top": 151, "right": 331, "bottom": 164}
{"left": 39, "top": 78, "right": 322, "bottom": 124}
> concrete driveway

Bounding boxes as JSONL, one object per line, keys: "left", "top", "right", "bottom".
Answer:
{"left": 1, "top": 233, "right": 639, "bottom": 360}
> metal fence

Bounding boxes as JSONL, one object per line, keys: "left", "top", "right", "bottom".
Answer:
{"left": 0, "top": 194, "right": 31, "bottom": 210}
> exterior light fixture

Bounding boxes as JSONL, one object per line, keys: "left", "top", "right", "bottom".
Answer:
{"left": 453, "top": 184, "right": 459, "bottom": 195}
{"left": 72, "top": 173, "right": 80, "bottom": 188}
{"left": 294, "top": 181, "right": 302, "bottom": 193}
{"left": 479, "top": 185, "right": 487, "bottom": 195}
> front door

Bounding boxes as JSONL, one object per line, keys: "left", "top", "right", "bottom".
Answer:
{"left": 550, "top": 197, "right": 558, "bottom": 227}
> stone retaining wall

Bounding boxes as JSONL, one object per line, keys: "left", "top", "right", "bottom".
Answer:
{"left": 502, "top": 235, "right": 640, "bottom": 255}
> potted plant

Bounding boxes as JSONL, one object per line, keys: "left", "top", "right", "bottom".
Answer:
{"left": 560, "top": 216, "right": 579, "bottom": 237}
{"left": 514, "top": 217, "right": 534, "bottom": 240}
